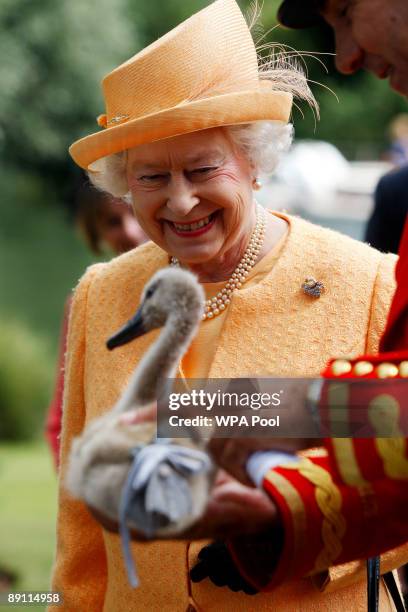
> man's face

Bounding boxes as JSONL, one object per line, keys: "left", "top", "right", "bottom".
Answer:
{"left": 319, "top": 0, "right": 408, "bottom": 96}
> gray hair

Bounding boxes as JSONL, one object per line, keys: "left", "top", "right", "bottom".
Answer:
{"left": 88, "top": 121, "right": 293, "bottom": 199}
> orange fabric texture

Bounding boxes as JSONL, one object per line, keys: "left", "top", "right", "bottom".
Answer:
{"left": 181, "top": 229, "right": 288, "bottom": 379}
{"left": 49, "top": 214, "right": 399, "bottom": 611}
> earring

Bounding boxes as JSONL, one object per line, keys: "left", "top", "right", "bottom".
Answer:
{"left": 252, "top": 178, "right": 262, "bottom": 191}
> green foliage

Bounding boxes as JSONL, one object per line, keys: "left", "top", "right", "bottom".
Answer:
{"left": 0, "top": 319, "right": 53, "bottom": 441}
{"left": 127, "top": 0, "right": 208, "bottom": 45}
{"left": 0, "top": 0, "right": 135, "bottom": 168}
{"left": 0, "top": 164, "right": 97, "bottom": 443}
{"left": 0, "top": 165, "right": 95, "bottom": 341}
{"left": 0, "top": 442, "right": 57, "bottom": 608}
{"left": 300, "top": 74, "right": 407, "bottom": 159}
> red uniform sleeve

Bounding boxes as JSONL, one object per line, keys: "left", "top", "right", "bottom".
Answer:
{"left": 380, "top": 216, "right": 408, "bottom": 352}
{"left": 229, "top": 445, "right": 408, "bottom": 591}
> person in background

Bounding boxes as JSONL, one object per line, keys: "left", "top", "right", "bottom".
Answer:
{"left": 366, "top": 114, "right": 408, "bottom": 254}
{"left": 0, "top": 567, "right": 17, "bottom": 593}
{"left": 74, "top": 182, "right": 148, "bottom": 257}
{"left": 386, "top": 114, "right": 408, "bottom": 168}
{"left": 365, "top": 165, "right": 408, "bottom": 254}
{"left": 44, "top": 183, "right": 147, "bottom": 469}
{"left": 277, "top": 0, "right": 408, "bottom": 98}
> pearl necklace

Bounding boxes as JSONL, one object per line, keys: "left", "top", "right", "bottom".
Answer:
{"left": 170, "top": 203, "right": 266, "bottom": 321}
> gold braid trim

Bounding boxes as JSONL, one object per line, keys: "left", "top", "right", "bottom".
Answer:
{"left": 368, "top": 394, "right": 408, "bottom": 479}
{"left": 263, "top": 469, "right": 307, "bottom": 579}
{"left": 330, "top": 439, "right": 369, "bottom": 486}
{"left": 375, "top": 438, "right": 408, "bottom": 479}
{"left": 282, "top": 458, "right": 346, "bottom": 572}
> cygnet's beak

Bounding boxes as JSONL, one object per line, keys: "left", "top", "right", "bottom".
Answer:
{"left": 106, "top": 307, "right": 146, "bottom": 350}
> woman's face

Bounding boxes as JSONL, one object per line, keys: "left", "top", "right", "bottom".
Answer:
{"left": 126, "top": 128, "right": 256, "bottom": 269}
{"left": 97, "top": 198, "right": 147, "bottom": 255}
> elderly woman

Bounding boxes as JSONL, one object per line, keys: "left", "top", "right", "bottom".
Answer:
{"left": 49, "top": 0, "right": 407, "bottom": 610}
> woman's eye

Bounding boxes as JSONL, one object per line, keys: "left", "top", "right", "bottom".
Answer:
{"left": 139, "top": 174, "right": 166, "bottom": 182}
{"left": 191, "top": 167, "right": 217, "bottom": 175}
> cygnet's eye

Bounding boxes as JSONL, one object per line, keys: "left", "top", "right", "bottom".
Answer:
{"left": 145, "top": 281, "right": 159, "bottom": 299}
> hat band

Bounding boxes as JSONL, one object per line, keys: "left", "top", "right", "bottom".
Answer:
{"left": 97, "top": 114, "right": 130, "bottom": 128}
{"left": 96, "top": 80, "right": 273, "bottom": 131}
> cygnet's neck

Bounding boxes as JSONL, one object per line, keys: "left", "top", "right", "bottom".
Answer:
{"left": 113, "top": 314, "right": 198, "bottom": 413}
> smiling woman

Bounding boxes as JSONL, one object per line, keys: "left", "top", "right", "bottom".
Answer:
{"left": 49, "top": 1, "right": 402, "bottom": 611}
{"left": 90, "top": 122, "right": 293, "bottom": 280}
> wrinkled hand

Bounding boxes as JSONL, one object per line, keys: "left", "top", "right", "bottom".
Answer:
{"left": 180, "top": 470, "right": 279, "bottom": 540}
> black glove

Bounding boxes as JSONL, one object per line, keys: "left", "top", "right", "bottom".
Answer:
{"left": 190, "top": 540, "right": 258, "bottom": 595}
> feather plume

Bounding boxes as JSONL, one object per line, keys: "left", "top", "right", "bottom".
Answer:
{"left": 245, "top": 0, "right": 321, "bottom": 121}
{"left": 246, "top": 0, "right": 265, "bottom": 45}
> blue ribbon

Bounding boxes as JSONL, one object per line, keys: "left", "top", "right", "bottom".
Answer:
{"left": 119, "top": 440, "right": 211, "bottom": 588}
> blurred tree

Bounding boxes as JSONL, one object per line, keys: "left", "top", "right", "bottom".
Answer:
{"left": 0, "top": 318, "right": 52, "bottom": 440}
{"left": 0, "top": 0, "right": 137, "bottom": 348}
{"left": 0, "top": 0, "right": 136, "bottom": 202}
{"left": 127, "top": 0, "right": 208, "bottom": 45}
{"left": 1, "top": 0, "right": 405, "bottom": 204}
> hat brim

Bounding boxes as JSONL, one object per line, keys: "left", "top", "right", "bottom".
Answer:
{"left": 70, "top": 89, "right": 292, "bottom": 170}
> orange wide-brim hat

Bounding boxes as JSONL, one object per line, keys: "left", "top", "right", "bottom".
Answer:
{"left": 69, "top": 0, "right": 293, "bottom": 171}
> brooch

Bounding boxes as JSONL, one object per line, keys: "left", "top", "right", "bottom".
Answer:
{"left": 302, "top": 277, "right": 324, "bottom": 298}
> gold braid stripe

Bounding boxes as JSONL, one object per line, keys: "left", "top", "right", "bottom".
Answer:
{"left": 368, "top": 394, "right": 408, "bottom": 479}
{"left": 375, "top": 438, "right": 408, "bottom": 479}
{"left": 263, "top": 469, "right": 307, "bottom": 580}
{"left": 282, "top": 458, "right": 346, "bottom": 572}
{"left": 330, "top": 439, "right": 368, "bottom": 486}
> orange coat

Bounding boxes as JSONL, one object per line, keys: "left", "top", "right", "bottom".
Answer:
{"left": 50, "top": 214, "right": 404, "bottom": 611}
